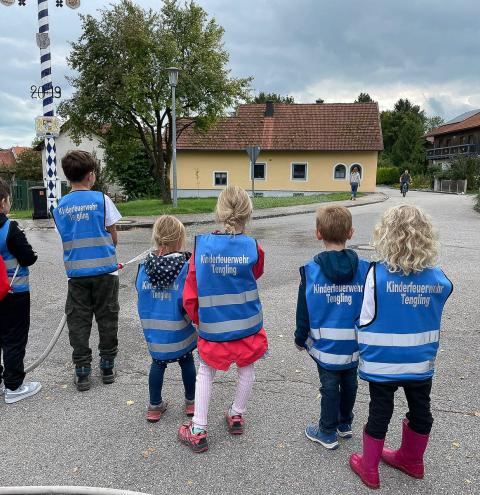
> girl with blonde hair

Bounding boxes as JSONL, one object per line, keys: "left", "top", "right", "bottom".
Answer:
{"left": 178, "top": 186, "right": 268, "bottom": 453}
{"left": 136, "top": 215, "right": 197, "bottom": 423}
{"left": 350, "top": 205, "right": 453, "bottom": 489}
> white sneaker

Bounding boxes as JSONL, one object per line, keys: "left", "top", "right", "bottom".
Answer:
{"left": 0, "top": 383, "right": 4, "bottom": 396}
{"left": 5, "top": 381, "right": 42, "bottom": 404}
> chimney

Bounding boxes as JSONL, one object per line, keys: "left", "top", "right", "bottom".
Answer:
{"left": 265, "top": 100, "right": 274, "bottom": 117}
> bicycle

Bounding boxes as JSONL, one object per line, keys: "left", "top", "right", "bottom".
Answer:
{"left": 401, "top": 182, "right": 409, "bottom": 197}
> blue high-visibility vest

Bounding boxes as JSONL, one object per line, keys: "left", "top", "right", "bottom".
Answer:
{"left": 304, "top": 259, "right": 370, "bottom": 370}
{"left": 53, "top": 191, "right": 118, "bottom": 278}
{"left": 0, "top": 220, "right": 29, "bottom": 293}
{"left": 136, "top": 261, "right": 197, "bottom": 361}
{"left": 195, "top": 233, "right": 263, "bottom": 342}
{"left": 356, "top": 263, "right": 453, "bottom": 383}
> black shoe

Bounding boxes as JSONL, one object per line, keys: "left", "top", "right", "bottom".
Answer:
{"left": 74, "top": 367, "right": 91, "bottom": 392}
{"left": 100, "top": 359, "right": 116, "bottom": 385}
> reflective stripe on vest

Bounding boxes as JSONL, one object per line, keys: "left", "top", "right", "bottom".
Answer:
{"left": 0, "top": 220, "right": 29, "bottom": 293}
{"left": 304, "top": 258, "right": 370, "bottom": 370}
{"left": 136, "top": 262, "right": 197, "bottom": 361}
{"left": 356, "top": 263, "right": 453, "bottom": 383}
{"left": 53, "top": 191, "right": 118, "bottom": 278}
{"left": 195, "top": 234, "right": 263, "bottom": 342}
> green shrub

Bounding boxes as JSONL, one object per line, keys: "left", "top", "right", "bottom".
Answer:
{"left": 377, "top": 166, "right": 400, "bottom": 185}
{"left": 435, "top": 155, "right": 480, "bottom": 191}
{"left": 475, "top": 191, "right": 480, "bottom": 212}
{"left": 410, "top": 174, "right": 433, "bottom": 189}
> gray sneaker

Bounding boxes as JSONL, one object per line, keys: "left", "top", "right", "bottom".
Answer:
{"left": 5, "top": 381, "right": 42, "bottom": 404}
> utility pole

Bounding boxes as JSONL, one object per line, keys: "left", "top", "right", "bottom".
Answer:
{"left": 0, "top": 0, "right": 81, "bottom": 212}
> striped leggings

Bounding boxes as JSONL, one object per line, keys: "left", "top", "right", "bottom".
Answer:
{"left": 192, "top": 362, "right": 255, "bottom": 429}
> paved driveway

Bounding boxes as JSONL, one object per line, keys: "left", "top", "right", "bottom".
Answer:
{"left": 1, "top": 189, "right": 478, "bottom": 494}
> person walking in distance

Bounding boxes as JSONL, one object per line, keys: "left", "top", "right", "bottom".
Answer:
{"left": 350, "top": 167, "right": 361, "bottom": 200}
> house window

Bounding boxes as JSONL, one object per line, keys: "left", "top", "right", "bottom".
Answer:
{"left": 213, "top": 171, "right": 228, "bottom": 186}
{"left": 350, "top": 164, "right": 362, "bottom": 178}
{"left": 291, "top": 163, "right": 307, "bottom": 181}
{"left": 334, "top": 164, "right": 347, "bottom": 179}
{"left": 253, "top": 162, "right": 266, "bottom": 180}
{"left": 468, "top": 135, "right": 474, "bottom": 144}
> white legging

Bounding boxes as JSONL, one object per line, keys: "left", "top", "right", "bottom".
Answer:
{"left": 192, "top": 362, "right": 256, "bottom": 429}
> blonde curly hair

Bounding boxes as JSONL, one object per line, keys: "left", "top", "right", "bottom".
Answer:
{"left": 152, "top": 215, "right": 186, "bottom": 251}
{"left": 215, "top": 185, "right": 253, "bottom": 234}
{"left": 373, "top": 205, "right": 438, "bottom": 275}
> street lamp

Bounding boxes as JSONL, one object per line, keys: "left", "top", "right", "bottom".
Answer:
{"left": 167, "top": 67, "right": 179, "bottom": 207}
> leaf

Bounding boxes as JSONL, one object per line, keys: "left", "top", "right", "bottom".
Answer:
{"left": 474, "top": 411, "right": 480, "bottom": 418}
{"left": 60, "top": 384, "right": 68, "bottom": 389}
{"left": 452, "top": 441, "right": 460, "bottom": 449}
{"left": 126, "top": 400, "right": 135, "bottom": 406}
{"left": 73, "top": 467, "right": 79, "bottom": 474}
{"left": 294, "top": 369, "right": 301, "bottom": 373}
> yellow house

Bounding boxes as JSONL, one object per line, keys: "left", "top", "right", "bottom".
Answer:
{"left": 176, "top": 102, "right": 383, "bottom": 197}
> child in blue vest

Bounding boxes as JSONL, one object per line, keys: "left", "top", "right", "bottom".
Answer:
{"left": 295, "top": 205, "right": 369, "bottom": 449}
{"left": 136, "top": 215, "right": 197, "bottom": 422}
{"left": 53, "top": 151, "right": 122, "bottom": 391}
{"left": 0, "top": 178, "right": 41, "bottom": 403}
{"left": 178, "top": 185, "right": 268, "bottom": 453}
{"left": 350, "top": 205, "right": 453, "bottom": 489}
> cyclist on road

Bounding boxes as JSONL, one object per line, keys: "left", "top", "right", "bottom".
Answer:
{"left": 400, "top": 169, "right": 412, "bottom": 195}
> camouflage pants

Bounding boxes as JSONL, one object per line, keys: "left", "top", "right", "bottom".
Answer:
{"left": 66, "top": 274, "right": 119, "bottom": 368}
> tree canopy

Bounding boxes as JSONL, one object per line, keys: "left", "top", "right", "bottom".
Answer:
{"left": 355, "top": 93, "right": 374, "bottom": 103}
{"left": 250, "top": 92, "right": 294, "bottom": 104}
{"left": 14, "top": 149, "right": 42, "bottom": 181}
{"left": 59, "top": 0, "right": 251, "bottom": 203}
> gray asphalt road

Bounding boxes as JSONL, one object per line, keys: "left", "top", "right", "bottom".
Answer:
{"left": 1, "top": 189, "right": 479, "bottom": 494}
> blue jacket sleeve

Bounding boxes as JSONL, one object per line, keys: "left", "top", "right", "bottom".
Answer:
{"left": 294, "top": 266, "right": 310, "bottom": 347}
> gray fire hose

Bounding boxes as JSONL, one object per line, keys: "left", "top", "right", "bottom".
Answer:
{"left": 25, "top": 249, "right": 151, "bottom": 374}
{"left": 0, "top": 487, "right": 151, "bottom": 495}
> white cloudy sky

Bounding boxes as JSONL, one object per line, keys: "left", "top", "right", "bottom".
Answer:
{"left": 1, "top": 0, "right": 480, "bottom": 147}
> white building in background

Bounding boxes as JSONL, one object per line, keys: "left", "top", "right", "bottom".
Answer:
{"left": 36, "top": 127, "right": 106, "bottom": 183}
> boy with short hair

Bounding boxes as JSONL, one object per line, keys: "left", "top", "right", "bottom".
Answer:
{"left": 0, "top": 178, "right": 41, "bottom": 403}
{"left": 53, "top": 151, "right": 122, "bottom": 391}
{"left": 295, "top": 205, "right": 369, "bottom": 449}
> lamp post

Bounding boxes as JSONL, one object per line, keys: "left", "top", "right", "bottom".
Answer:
{"left": 0, "top": 0, "right": 81, "bottom": 212}
{"left": 167, "top": 67, "right": 179, "bottom": 208}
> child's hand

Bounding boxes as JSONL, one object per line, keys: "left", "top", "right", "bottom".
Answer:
{"left": 295, "top": 344, "right": 305, "bottom": 351}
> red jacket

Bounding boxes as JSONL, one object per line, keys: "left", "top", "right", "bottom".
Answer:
{"left": 183, "top": 237, "right": 268, "bottom": 371}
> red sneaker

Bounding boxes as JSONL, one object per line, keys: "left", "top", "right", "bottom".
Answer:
{"left": 226, "top": 413, "right": 245, "bottom": 435}
{"left": 178, "top": 422, "right": 208, "bottom": 453}
{"left": 185, "top": 400, "right": 195, "bottom": 417}
{"left": 146, "top": 401, "right": 167, "bottom": 423}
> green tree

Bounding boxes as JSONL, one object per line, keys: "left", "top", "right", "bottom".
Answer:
{"left": 355, "top": 92, "right": 374, "bottom": 103}
{"left": 14, "top": 149, "right": 43, "bottom": 181}
{"left": 391, "top": 115, "right": 425, "bottom": 170}
{"left": 250, "top": 92, "right": 294, "bottom": 104}
{"left": 59, "top": 0, "right": 251, "bottom": 203}
{"left": 425, "top": 115, "right": 444, "bottom": 133}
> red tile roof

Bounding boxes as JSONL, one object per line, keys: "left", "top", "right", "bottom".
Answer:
{"left": 425, "top": 111, "right": 480, "bottom": 137}
{"left": 11, "top": 146, "right": 31, "bottom": 158}
{"left": 177, "top": 103, "right": 383, "bottom": 151}
{"left": 0, "top": 150, "right": 15, "bottom": 168}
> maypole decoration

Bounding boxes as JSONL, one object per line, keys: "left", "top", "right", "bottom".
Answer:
{"left": 0, "top": 0, "right": 81, "bottom": 213}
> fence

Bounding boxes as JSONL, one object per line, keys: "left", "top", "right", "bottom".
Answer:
{"left": 433, "top": 178, "right": 467, "bottom": 194}
{"left": 9, "top": 180, "right": 70, "bottom": 211}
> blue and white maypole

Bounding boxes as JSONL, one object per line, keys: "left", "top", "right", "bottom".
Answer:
{"left": 37, "top": 0, "right": 58, "bottom": 211}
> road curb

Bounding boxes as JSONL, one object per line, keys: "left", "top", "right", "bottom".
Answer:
{"left": 16, "top": 192, "right": 389, "bottom": 231}
{"left": 116, "top": 192, "right": 390, "bottom": 231}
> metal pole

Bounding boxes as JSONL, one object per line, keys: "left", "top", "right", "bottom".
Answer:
{"left": 251, "top": 160, "right": 255, "bottom": 197}
{"left": 171, "top": 84, "right": 177, "bottom": 208}
{"left": 37, "top": 0, "right": 58, "bottom": 212}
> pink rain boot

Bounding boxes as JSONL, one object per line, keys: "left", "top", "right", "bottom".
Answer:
{"left": 382, "top": 418, "right": 429, "bottom": 479}
{"left": 350, "top": 428, "right": 385, "bottom": 489}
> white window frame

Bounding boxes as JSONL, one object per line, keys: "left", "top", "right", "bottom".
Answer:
{"left": 350, "top": 163, "right": 363, "bottom": 178}
{"left": 290, "top": 162, "right": 308, "bottom": 182}
{"left": 250, "top": 161, "right": 267, "bottom": 181}
{"left": 213, "top": 171, "right": 228, "bottom": 187}
{"left": 333, "top": 163, "right": 347, "bottom": 181}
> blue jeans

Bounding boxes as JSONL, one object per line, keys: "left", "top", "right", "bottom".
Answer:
{"left": 149, "top": 353, "right": 196, "bottom": 406}
{"left": 317, "top": 364, "right": 358, "bottom": 434}
{"left": 351, "top": 183, "right": 359, "bottom": 198}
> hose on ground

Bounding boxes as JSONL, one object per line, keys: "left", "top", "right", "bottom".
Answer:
{"left": 0, "top": 487, "right": 151, "bottom": 495}
{"left": 24, "top": 249, "right": 151, "bottom": 374}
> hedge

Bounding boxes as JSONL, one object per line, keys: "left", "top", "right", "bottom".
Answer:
{"left": 377, "top": 166, "right": 400, "bottom": 185}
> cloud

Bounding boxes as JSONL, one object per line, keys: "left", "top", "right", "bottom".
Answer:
{"left": 1, "top": 0, "right": 480, "bottom": 146}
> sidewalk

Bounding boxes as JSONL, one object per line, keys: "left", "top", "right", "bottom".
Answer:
{"left": 17, "top": 191, "right": 389, "bottom": 231}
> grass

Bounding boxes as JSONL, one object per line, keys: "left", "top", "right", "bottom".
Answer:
{"left": 9, "top": 191, "right": 362, "bottom": 219}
